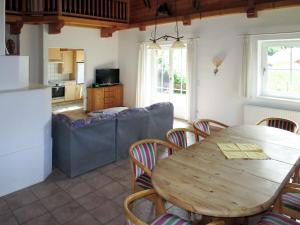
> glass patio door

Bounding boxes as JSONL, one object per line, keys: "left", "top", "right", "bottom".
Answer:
{"left": 151, "top": 44, "right": 188, "bottom": 119}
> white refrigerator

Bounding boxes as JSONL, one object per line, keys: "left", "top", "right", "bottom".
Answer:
{"left": 76, "top": 62, "right": 85, "bottom": 84}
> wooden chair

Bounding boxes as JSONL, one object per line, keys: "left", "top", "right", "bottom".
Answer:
{"left": 257, "top": 117, "right": 299, "bottom": 134}
{"left": 166, "top": 128, "right": 198, "bottom": 150}
{"left": 124, "top": 189, "right": 225, "bottom": 225}
{"left": 193, "top": 119, "right": 229, "bottom": 140}
{"left": 273, "top": 183, "right": 300, "bottom": 220}
{"left": 259, "top": 211, "right": 300, "bottom": 225}
{"left": 129, "top": 139, "right": 181, "bottom": 194}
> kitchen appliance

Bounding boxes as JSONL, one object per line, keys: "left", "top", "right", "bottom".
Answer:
{"left": 95, "top": 69, "right": 119, "bottom": 86}
{"left": 76, "top": 62, "right": 85, "bottom": 84}
{"left": 52, "top": 84, "right": 65, "bottom": 99}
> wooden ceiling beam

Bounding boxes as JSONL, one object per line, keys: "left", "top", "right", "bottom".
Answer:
{"left": 100, "top": 27, "right": 118, "bottom": 38}
{"left": 129, "top": 0, "right": 300, "bottom": 29}
{"left": 10, "top": 20, "right": 24, "bottom": 35}
{"left": 247, "top": 0, "right": 258, "bottom": 18}
{"left": 139, "top": 25, "right": 146, "bottom": 31}
{"left": 48, "top": 20, "right": 64, "bottom": 34}
{"left": 182, "top": 16, "right": 191, "bottom": 26}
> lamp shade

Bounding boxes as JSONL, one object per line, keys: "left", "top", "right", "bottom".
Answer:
{"left": 148, "top": 41, "right": 161, "bottom": 49}
{"left": 171, "top": 40, "right": 185, "bottom": 49}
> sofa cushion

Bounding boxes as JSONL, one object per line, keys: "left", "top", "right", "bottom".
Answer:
{"left": 54, "top": 113, "right": 116, "bottom": 129}
{"left": 88, "top": 107, "right": 128, "bottom": 117}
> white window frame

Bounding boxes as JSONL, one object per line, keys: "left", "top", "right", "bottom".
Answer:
{"left": 257, "top": 39, "right": 300, "bottom": 101}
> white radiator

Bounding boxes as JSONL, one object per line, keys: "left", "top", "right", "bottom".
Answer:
{"left": 244, "top": 105, "right": 300, "bottom": 125}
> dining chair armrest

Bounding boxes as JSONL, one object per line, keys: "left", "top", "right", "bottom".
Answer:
{"left": 194, "top": 129, "right": 209, "bottom": 138}
{"left": 281, "top": 183, "right": 300, "bottom": 194}
{"left": 209, "top": 120, "right": 229, "bottom": 128}
{"left": 129, "top": 154, "right": 152, "bottom": 177}
{"left": 156, "top": 139, "right": 183, "bottom": 153}
{"left": 124, "top": 189, "right": 157, "bottom": 225}
{"left": 207, "top": 221, "right": 225, "bottom": 225}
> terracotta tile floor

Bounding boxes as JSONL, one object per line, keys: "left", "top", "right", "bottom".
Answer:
{"left": 0, "top": 159, "right": 190, "bottom": 225}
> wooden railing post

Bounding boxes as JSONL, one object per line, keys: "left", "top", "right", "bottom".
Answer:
{"left": 22, "top": 0, "right": 27, "bottom": 15}
{"left": 57, "top": 0, "right": 62, "bottom": 15}
{"left": 126, "top": 0, "right": 130, "bottom": 23}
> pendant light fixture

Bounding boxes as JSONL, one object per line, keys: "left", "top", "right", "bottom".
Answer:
{"left": 149, "top": 0, "right": 185, "bottom": 49}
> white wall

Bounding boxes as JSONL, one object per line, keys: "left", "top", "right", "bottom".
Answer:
{"left": 0, "top": 0, "right": 5, "bottom": 55}
{"left": 0, "top": 87, "right": 52, "bottom": 197}
{"left": 118, "top": 7, "right": 300, "bottom": 125}
{"left": 20, "top": 25, "right": 44, "bottom": 84}
{"left": 42, "top": 25, "right": 119, "bottom": 85}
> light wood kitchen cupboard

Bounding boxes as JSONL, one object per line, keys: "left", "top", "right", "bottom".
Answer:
{"left": 48, "top": 48, "right": 62, "bottom": 61}
{"left": 64, "top": 82, "right": 76, "bottom": 101}
{"left": 75, "top": 84, "right": 83, "bottom": 100}
{"left": 87, "top": 85, "right": 123, "bottom": 112}
{"left": 75, "top": 50, "right": 85, "bottom": 62}
{"left": 59, "top": 51, "right": 74, "bottom": 74}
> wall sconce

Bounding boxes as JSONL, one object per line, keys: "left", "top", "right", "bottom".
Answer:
{"left": 212, "top": 57, "right": 224, "bottom": 75}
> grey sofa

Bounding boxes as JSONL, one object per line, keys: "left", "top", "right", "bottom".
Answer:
{"left": 52, "top": 102, "right": 174, "bottom": 177}
{"left": 52, "top": 114, "right": 116, "bottom": 177}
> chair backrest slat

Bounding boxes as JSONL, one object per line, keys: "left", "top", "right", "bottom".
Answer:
{"left": 258, "top": 117, "right": 298, "bottom": 134}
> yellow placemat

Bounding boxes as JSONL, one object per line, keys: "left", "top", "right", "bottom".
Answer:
{"left": 222, "top": 151, "right": 248, "bottom": 159}
{"left": 217, "top": 143, "right": 270, "bottom": 160}
{"left": 217, "top": 143, "right": 240, "bottom": 151}
{"left": 245, "top": 152, "right": 270, "bottom": 160}
{"left": 236, "top": 143, "right": 262, "bottom": 152}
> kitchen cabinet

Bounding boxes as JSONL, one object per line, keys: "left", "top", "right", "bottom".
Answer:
{"left": 75, "top": 84, "right": 83, "bottom": 100}
{"left": 58, "top": 51, "right": 74, "bottom": 74}
{"left": 87, "top": 85, "right": 123, "bottom": 112}
{"left": 48, "top": 48, "right": 62, "bottom": 61}
{"left": 64, "top": 82, "right": 76, "bottom": 101}
{"left": 75, "top": 50, "right": 85, "bottom": 62}
{"left": 64, "top": 82, "right": 83, "bottom": 102}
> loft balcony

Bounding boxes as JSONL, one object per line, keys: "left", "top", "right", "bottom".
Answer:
{"left": 5, "top": 0, "right": 129, "bottom": 36}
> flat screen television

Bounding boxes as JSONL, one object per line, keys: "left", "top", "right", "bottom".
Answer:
{"left": 96, "top": 69, "right": 120, "bottom": 86}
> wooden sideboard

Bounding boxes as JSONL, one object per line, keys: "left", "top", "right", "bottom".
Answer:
{"left": 87, "top": 85, "right": 123, "bottom": 112}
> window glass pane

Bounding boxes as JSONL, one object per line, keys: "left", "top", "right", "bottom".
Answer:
{"left": 172, "top": 48, "right": 187, "bottom": 95}
{"left": 291, "top": 70, "right": 300, "bottom": 94}
{"left": 292, "top": 47, "right": 300, "bottom": 70}
{"left": 157, "top": 49, "right": 170, "bottom": 93}
{"left": 267, "top": 47, "right": 291, "bottom": 70}
{"left": 266, "top": 70, "right": 289, "bottom": 92}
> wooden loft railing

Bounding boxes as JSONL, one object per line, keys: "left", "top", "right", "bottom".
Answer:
{"left": 5, "top": 0, "right": 23, "bottom": 15}
{"left": 5, "top": 0, "right": 129, "bottom": 23}
{"left": 61, "top": 0, "right": 129, "bottom": 22}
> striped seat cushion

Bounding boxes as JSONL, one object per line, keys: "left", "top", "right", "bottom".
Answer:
{"left": 194, "top": 121, "right": 210, "bottom": 135}
{"left": 282, "top": 192, "right": 300, "bottom": 211}
{"left": 151, "top": 213, "right": 192, "bottom": 225}
{"left": 136, "top": 173, "right": 153, "bottom": 189}
{"left": 168, "top": 131, "right": 188, "bottom": 148}
{"left": 259, "top": 211, "right": 300, "bottom": 225}
{"left": 267, "top": 119, "right": 297, "bottom": 133}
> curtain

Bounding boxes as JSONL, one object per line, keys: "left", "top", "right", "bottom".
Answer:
{"left": 136, "top": 43, "right": 156, "bottom": 107}
{"left": 240, "top": 35, "right": 257, "bottom": 98}
{"left": 186, "top": 39, "right": 198, "bottom": 122}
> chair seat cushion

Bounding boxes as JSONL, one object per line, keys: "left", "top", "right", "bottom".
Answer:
{"left": 136, "top": 174, "right": 153, "bottom": 189}
{"left": 151, "top": 213, "right": 192, "bottom": 225}
{"left": 259, "top": 211, "right": 300, "bottom": 225}
{"left": 283, "top": 192, "right": 300, "bottom": 211}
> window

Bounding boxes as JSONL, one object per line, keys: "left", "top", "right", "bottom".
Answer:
{"left": 259, "top": 39, "right": 300, "bottom": 100}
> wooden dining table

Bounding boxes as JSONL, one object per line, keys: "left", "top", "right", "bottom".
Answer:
{"left": 152, "top": 125, "right": 300, "bottom": 219}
